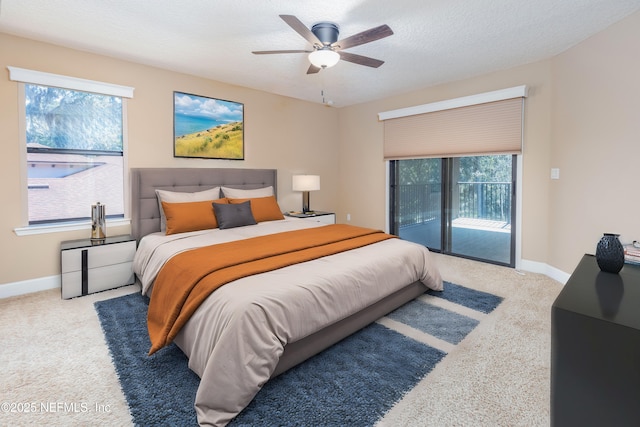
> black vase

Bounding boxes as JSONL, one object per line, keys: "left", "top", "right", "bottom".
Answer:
{"left": 595, "top": 233, "right": 625, "bottom": 274}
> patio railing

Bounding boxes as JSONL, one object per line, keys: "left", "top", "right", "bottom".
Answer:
{"left": 396, "top": 182, "right": 511, "bottom": 226}
{"left": 458, "top": 181, "right": 512, "bottom": 222}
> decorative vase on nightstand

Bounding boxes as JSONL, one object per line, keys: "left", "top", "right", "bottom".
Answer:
{"left": 595, "top": 233, "right": 625, "bottom": 274}
{"left": 91, "top": 202, "right": 106, "bottom": 242}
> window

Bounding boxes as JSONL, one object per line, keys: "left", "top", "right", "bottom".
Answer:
{"left": 9, "top": 67, "right": 134, "bottom": 229}
{"left": 26, "top": 85, "right": 124, "bottom": 224}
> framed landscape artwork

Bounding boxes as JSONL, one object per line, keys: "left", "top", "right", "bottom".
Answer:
{"left": 173, "top": 91, "right": 244, "bottom": 160}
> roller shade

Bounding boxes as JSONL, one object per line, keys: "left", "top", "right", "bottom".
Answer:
{"left": 381, "top": 87, "right": 525, "bottom": 160}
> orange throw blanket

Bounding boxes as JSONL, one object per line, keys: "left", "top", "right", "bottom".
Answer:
{"left": 147, "top": 224, "right": 397, "bottom": 354}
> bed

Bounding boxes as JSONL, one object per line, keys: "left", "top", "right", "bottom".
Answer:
{"left": 130, "top": 167, "right": 443, "bottom": 426}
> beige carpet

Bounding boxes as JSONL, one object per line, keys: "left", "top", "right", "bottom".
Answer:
{"left": 0, "top": 254, "right": 563, "bottom": 426}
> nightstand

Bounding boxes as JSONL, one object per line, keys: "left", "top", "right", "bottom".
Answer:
{"left": 285, "top": 211, "right": 336, "bottom": 225}
{"left": 60, "top": 235, "right": 136, "bottom": 299}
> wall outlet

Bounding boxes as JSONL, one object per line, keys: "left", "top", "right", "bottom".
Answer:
{"left": 346, "top": 213, "right": 351, "bottom": 221}
{"left": 550, "top": 168, "right": 560, "bottom": 180}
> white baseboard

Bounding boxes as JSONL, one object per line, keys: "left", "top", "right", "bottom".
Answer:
{"left": 0, "top": 275, "right": 60, "bottom": 299}
{"left": 0, "top": 259, "right": 571, "bottom": 300}
{"left": 520, "top": 259, "right": 571, "bottom": 284}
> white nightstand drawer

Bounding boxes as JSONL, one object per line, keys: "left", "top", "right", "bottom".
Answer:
{"left": 61, "top": 240, "right": 137, "bottom": 273}
{"left": 60, "top": 235, "right": 136, "bottom": 299}
{"left": 285, "top": 211, "right": 336, "bottom": 224}
{"left": 61, "top": 263, "right": 135, "bottom": 299}
{"left": 297, "top": 214, "right": 335, "bottom": 225}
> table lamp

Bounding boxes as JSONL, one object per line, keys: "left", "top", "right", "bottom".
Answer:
{"left": 292, "top": 175, "right": 320, "bottom": 213}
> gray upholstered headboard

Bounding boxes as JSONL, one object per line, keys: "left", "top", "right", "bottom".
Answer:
{"left": 130, "top": 168, "right": 277, "bottom": 241}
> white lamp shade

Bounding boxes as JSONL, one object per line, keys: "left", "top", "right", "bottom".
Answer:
{"left": 308, "top": 50, "right": 340, "bottom": 68}
{"left": 292, "top": 175, "right": 320, "bottom": 191}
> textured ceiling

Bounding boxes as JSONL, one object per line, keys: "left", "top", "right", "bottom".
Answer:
{"left": 1, "top": 0, "right": 639, "bottom": 107}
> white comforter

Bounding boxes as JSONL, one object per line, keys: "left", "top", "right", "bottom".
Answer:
{"left": 133, "top": 218, "right": 442, "bottom": 426}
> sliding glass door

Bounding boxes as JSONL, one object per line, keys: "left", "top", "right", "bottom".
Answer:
{"left": 390, "top": 159, "right": 443, "bottom": 251}
{"left": 390, "top": 155, "right": 515, "bottom": 267}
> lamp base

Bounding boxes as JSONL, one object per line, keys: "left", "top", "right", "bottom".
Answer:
{"left": 302, "top": 191, "right": 311, "bottom": 213}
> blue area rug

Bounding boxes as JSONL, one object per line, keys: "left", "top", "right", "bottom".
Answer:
{"left": 426, "top": 281, "right": 503, "bottom": 314}
{"left": 95, "top": 281, "right": 502, "bottom": 426}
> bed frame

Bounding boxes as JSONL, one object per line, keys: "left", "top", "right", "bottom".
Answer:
{"left": 130, "top": 167, "right": 428, "bottom": 377}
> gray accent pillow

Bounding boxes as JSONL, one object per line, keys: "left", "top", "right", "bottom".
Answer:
{"left": 213, "top": 201, "right": 257, "bottom": 229}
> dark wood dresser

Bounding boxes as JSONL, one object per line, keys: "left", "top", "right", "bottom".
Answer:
{"left": 551, "top": 254, "right": 640, "bottom": 426}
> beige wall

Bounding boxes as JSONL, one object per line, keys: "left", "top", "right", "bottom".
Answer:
{"left": 0, "top": 33, "right": 339, "bottom": 286}
{"left": 338, "top": 10, "right": 640, "bottom": 275}
{"left": 549, "top": 11, "right": 640, "bottom": 273}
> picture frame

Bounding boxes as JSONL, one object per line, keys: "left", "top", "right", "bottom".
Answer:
{"left": 173, "top": 91, "right": 244, "bottom": 160}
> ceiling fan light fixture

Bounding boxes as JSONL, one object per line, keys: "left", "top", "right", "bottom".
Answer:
{"left": 308, "top": 49, "right": 340, "bottom": 68}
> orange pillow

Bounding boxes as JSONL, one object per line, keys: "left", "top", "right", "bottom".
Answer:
{"left": 227, "top": 196, "right": 284, "bottom": 222}
{"left": 161, "top": 199, "right": 228, "bottom": 235}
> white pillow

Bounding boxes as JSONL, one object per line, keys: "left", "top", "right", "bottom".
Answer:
{"left": 155, "top": 187, "right": 221, "bottom": 231}
{"left": 221, "top": 186, "right": 274, "bottom": 199}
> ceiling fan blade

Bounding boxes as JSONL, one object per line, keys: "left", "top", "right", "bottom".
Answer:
{"left": 306, "top": 64, "right": 322, "bottom": 74}
{"left": 332, "top": 24, "right": 393, "bottom": 50}
{"left": 280, "top": 15, "right": 323, "bottom": 47}
{"left": 252, "top": 50, "right": 311, "bottom": 55}
{"left": 338, "top": 51, "right": 385, "bottom": 68}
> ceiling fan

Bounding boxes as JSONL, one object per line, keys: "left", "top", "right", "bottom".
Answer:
{"left": 252, "top": 15, "right": 393, "bottom": 74}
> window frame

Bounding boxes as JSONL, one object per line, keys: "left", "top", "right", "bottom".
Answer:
{"left": 8, "top": 67, "right": 134, "bottom": 236}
